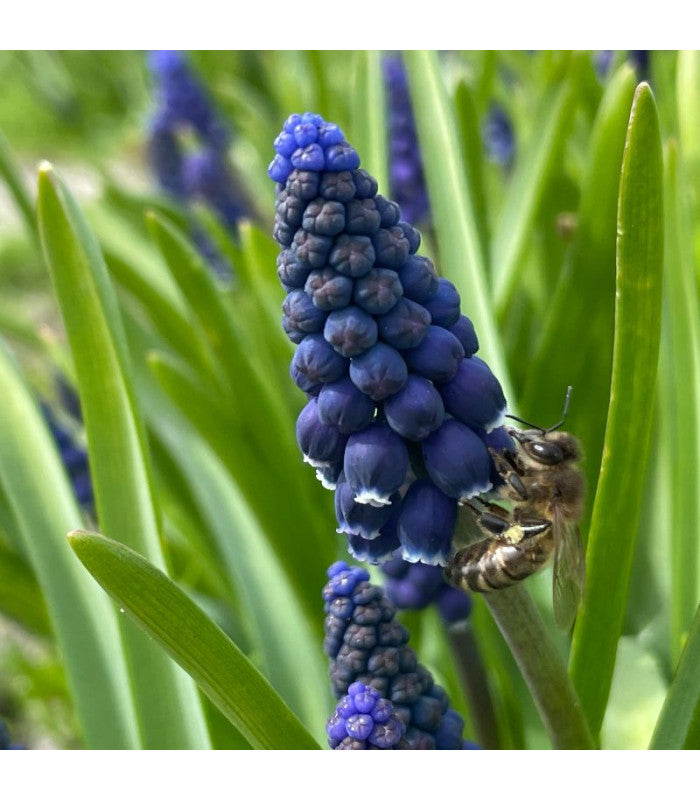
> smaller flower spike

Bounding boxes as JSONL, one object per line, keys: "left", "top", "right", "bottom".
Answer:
{"left": 323, "top": 563, "right": 478, "bottom": 749}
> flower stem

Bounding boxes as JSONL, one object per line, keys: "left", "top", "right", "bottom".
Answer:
{"left": 447, "top": 623, "right": 501, "bottom": 749}
{"left": 483, "top": 586, "right": 596, "bottom": 749}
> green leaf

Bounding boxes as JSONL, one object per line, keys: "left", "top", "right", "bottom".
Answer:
{"left": 0, "top": 341, "right": 139, "bottom": 748}
{"left": 352, "top": 51, "right": 388, "bottom": 195}
{"left": 37, "top": 163, "right": 210, "bottom": 749}
{"left": 68, "top": 530, "right": 322, "bottom": 750}
{"left": 0, "top": 128, "right": 36, "bottom": 241}
{"left": 404, "top": 50, "right": 512, "bottom": 400}
{"left": 659, "top": 140, "right": 700, "bottom": 665}
{"left": 492, "top": 56, "right": 580, "bottom": 315}
{"left": 650, "top": 602, "right": 700, "bottom": 749}
{"left": 0, "top": 539, "right": 51, "bottom": 636}
{"left": 570, "top": 84, "right": 665, "bottom": 737}
{"left": 676, "top": 51, "right": 700, "bottom": 244}
{"left": 522, "top": 65, "right": 638, "bottom": 518}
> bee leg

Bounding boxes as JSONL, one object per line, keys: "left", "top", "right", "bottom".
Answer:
{"left": 488, "top": 448, "right": 529, "bottom": 500}
{"left": 466, "top": 500, "right": 517, "bottom": 541}
{"left": 513, "top": 509, "right": 551, "bottom": 539}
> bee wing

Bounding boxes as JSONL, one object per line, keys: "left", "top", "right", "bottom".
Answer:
{"left": 551, "top": 505, "right": 586, "bottom": 631}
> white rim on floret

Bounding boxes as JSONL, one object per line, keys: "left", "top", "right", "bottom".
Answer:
{"left": 401, "top": 549, "right": 449, "bottom": 567}
{"left": 335, "top": 523, "right": 382, "bottom": 540}
{"left": 353, "top": 489, "right": 393, "bottom": 507}
{"left": 315, "top": 468, "right": 338, "bottom": 490}
{"left": 457, "top": 479, "right": 493, "bottom": 503}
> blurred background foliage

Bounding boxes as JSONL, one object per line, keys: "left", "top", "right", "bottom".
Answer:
{"left": 0, "top": 50, "right": 697, "bottom": 750}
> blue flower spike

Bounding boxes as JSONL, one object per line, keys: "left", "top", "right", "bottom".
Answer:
{"left": 270, "top": 112, "right": 508, "bottom": 565}
{"left": 323, "top": 562, "right": 479, "bottom": 749}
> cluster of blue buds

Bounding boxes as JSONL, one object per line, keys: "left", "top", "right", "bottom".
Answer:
{"left": 326, "top": 682, "right": 410, "bottom": 749}
{"left": 269, "top": 112, "right": 509, "bottom": 567}
{"left": 383, "top": 55, "right": 429, "bottom": 226}
{"left": 381, "top": 556, "right": 472, "bottom": 623}
{"left": 323, "top": 562, "right": 477, "bottom": 749}
{"left": 148, "top": 50, "right": 248, "bottom": 234}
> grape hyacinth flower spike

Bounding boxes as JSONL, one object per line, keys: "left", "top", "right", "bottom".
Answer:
{"left": 269, "top": 112, "right": 508, "bottom": 566}
{"left": 323, "top": 562, "right": 478, "bottom": 749}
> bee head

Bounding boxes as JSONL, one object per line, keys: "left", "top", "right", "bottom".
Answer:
{"left": 507, "top": 429, "right": 581, "bottom": 467}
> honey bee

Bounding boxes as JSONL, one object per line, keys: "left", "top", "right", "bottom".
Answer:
{"left": 444, "top": 387, "right": 586, "bottom": 630}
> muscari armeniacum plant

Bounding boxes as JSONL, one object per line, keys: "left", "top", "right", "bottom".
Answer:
{"left": 268, "top": 111, "right": 510, "bottom": 569}
{"left": 323, "top": 562, "right": 478, "bottom": 749}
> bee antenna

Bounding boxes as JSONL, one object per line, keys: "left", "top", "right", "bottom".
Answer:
{"left": 545, "top": 386, "right": 573, "bottom": 433}
{"left": 505, "top": 386, "right": 573, "bottom": 435}
{"left": 504, "top": 412, "right": 545, "bottom": 434}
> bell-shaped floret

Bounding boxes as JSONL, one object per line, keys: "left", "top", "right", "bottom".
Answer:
{"left": 421, "top": 420, "right": 492, "bottom": 501}
{"left": 344, "top": 422, "right": 409, "bottom": 507}
{"left": 295, "top": 397, "right": 347, "bottom": 468}
{"left": 422, "top": 278, "right": 461, "bottom": 327}
{"left": 349, "top": 342, "right": 408, "bottom": 401}
{"left": 383, "top": 375, "right": 445, "bottom": 441}
{"left": 317, "top": 377, "right": 376, "bottom": 434}
{"left": 438, "top": 356, "right": 507, "bottom": 433}
{"left": 402, "top": 326, "right": 465, "bottom": 383}
{"left": 290, "top": 333, "right": 347, "bottom": 393}
{"left": 397, "top": 479, "right": 457, "bottom": 566}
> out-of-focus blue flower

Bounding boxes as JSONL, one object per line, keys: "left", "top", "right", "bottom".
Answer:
{"left": 595, "top": 50, "right": 650, "bottom": 81}
{"left": 269, "top": 112, "right": 508, "bottom": 565}
{"left": 483, "top": 105, "right": 515, "bottom": 167}
{"left": 147, "top": 50, "right": 249, "bottom": 275}
{"left": 323, "top": 562, "right": 479, "bottom": 749}
{"left": 327, "top": 682, "right": 409, "bottom": 749}
{"left": 0, "top": 719, "right": 24, "bottom": 750}
{"left": 382, "top": 556, "right": 472, "bottom": 624}
{"left": 383, "top": 55, "right": 429, "bottom": 226}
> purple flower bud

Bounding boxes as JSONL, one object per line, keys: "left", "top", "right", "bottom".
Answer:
{"left": 296, "top": 397, "right": 347, "bottom": 468}
{"left": 397, "top": 479, "right": 457, "bottom": 566}
{"left": 411, "top": 695, "right": 443, "bottom": 732}
{"left": 422, "top": 420, "right": 492, "bottom": 501}
{"left": 397, "top": 221, "right": 421, "bottom": 254}
{"left": 283, "top": 113, "right": 303, "bottom": 133}
{"left": 324, "top": 306, "right": 378, "bottom": 358}
{"left": 281, "top": 314, "right": 306, "bottom": 344}
{"left": 438, "top": 356, "right": 507, "bottom": 432}
{"left": 329, "top": 234, "right": 376, "bottom": 277}
{"left": 291, "top": 143, "right": 325, "bottom": 171}
{"left": 353, "top": 168, "right": 378, "bottom": 199}
{"left": 326, "top": 711, "right": 347, "bottom": 743}
{"left": 282, "top": 289, "right": 327, "bottom": 334}
{"left": 275, "top": 190, "right": 305, "bottom": 229}
{"left": 346, "top": 713, "right": 374, "bottom": 740}
{"left": 344, "top": 422, "right": 408, "bottom": 507}
{"left": 292, "top": 229, "right": 333, "bottom": 269}
{"left": 319, "top": 170, "right": 356, "bottom": 202}
{"left": 353, "top": 268, "right": 403, "bottom": 315}
{"left": 304, "top": 268, "right": 353, "bottom": 311}
{"left": 290, "top": 334, "right": 347, "bottom": 392}
{"left": 402, "top": 326, "right": 465, "bottom": 383}
{"left": 377, "top": 297, "right": 431, "bottom": 350}
{"left": 318, "top": 122, "right": 345, "bottom": 148}
{"left": 268, "top": 154, "right": 293, "bottom": 183}
{"left": 273, "top": 131, "right": 297, "bottom": 158}
{"left": 317, "top": 377, "right": 376, "bottom": 434}
{"left": 293, "top": 122, "right": 318, "bottom": 147}
{"left": 372, "top": 226, "right": 410, "bottom": 269}
{"left": 286, "top": 169, "right": 320, "bottom": 200}
{"left": 381, "top": 555, "right": 410, "bottom": 580}
{"left": 334, "top": 475, "right": 397, "bottom": 539}
{"left": 302, "top": 199, "right": 346, "bottom": 237}
{"left": 276, "top": 249, "right": 311, "bottom": 289}
{"left": 344, "top": 199, "right": 382, "bottom": 236}
{"left": 349, "top": 342, "right": 408, "bottom": 400}
{"left": 397, "top": 255, "right": 439, "bottom": 303}
{"left": 448, "top": 315, "right": 479, "bottom": 356}
{"left": 422, "top": 278, "right": 461, "bottom": 327}
{"left": 325, "top": 143, "right": 361, "bottom": 172}
{"left": 383, "top": 375, "right": 445, "bottom": 441}
{"left": 374, "top": 195, "right": 401, "bottom": 228}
